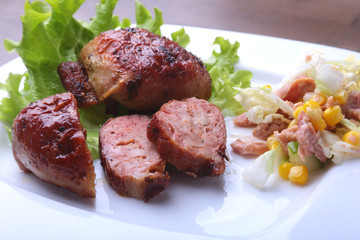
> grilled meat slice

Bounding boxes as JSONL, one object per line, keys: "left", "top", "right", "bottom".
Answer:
{"left": 74, "top": 28, "right": 211, "bottom": 112}
{"left": 99, "top": 115, "right": 169, "bottom": 202}
{"left": 12, "top": 92, "right": 96, "bottom": 198}
{"left": 147, "top": 97, "right": 227, "bottom": 178}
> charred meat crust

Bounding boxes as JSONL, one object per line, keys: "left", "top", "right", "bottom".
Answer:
{"left": 57, "top": 62, "right": 98, "bottom": 108}
{"left": 11, "top": 92, "right": 96, "bottom": 198}
{"left": 99, "top": 115, "right": 170, "bottom": 202}
{"left": 147, "top": 97, "right": 227, "bottom": 178}
{"left": 79, "top": 28, "right": 212, "bottom": 111}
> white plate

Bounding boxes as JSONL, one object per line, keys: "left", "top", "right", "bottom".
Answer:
{"left": 1, "top": 25, "right": 360, "bottom": 240}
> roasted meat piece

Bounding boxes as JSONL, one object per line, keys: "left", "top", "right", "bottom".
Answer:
{"left": 11, "top": 92, "right": 96, "bottom": 198}
{"left": 59, "top": 28, "right": 212, "bottom": 112}
{"left": 147, "top": 97, "right": 227, "bottom": 178}
{"left": 57, "top": 61, "right": 98, "bottom": 108}
{"left": 99, "top": 115, "right": 169, "bottom": 202}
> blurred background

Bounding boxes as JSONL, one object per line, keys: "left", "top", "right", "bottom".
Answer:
{"left": 1, "top": 0, "right": 359, "bottom": 65}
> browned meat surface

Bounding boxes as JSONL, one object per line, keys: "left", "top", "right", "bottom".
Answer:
{"left": 253, "top": 118, "right": 288, "bottom": 140}
{"left": 57, "top": 62, "right": 98, "bottom": 108}
{"left": 341, "top": 91, "right": 360, "bottom": 121}
{"left": 99, "top": 115, "right": 169, "bottom": 202}
{"left": 276, "top": 75, "right": 316, "bottom": 103}
{"left": 147, "top": 97, "right": 227, "bottom": 178}
{"left": 76, "top": 28, "right": 211, "bottom": 112}
{"left": 274, "top": 125, "right": 298, "bottom": 153}
{"left": 231, "top": 136, "right": 268, "bottom": 156}
{"left": 233, "top": 113, "right": 256, "bottom": 127}
{"left": 11, "top": 93, "right": 96, "bottom": 198}
{"left": 296, "top": 111, "right": 327, "bottom": 162}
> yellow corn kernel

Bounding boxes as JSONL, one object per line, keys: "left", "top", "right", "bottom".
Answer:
{"left": 293, "top": 106, "right": 304, "bottom": 118}
{"left": 307, "top": 111, "right": 326, "bottom": 131}
{"left": 303, "top": 100, "right": 322, "bottom": 113}
{"left": 303, "top": 100, "right": 326, "bottom": 131}
{"left": 289, "top": 165, "right": 308, "bottom": 185}
{"left": 323, "top": 106, "right": 344, "bottom": 126}
{"left": 310, "top": 93, "right": 327, "bottom": 105}
{"left": 263, "top": 84, "right": 272, "bottom": 89}
{"left": 334, "top": 90, "right": 348, "bottom": 105}
{"left": 343, "top": 131, "right": 360, "bottom": 148}
{"left": 267, "top": 135, "right": 279, "bottom": 150}
{"left": 278, "top": 162, "right": 293, "bottom": 180}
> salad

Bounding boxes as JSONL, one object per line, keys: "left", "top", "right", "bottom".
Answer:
{"left": 231, "top": 50, "right": 360, "bottom": 188}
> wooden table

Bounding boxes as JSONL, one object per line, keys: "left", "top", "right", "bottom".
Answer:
{"left": 1, "top": 0, "right": 359, "bottom": 66}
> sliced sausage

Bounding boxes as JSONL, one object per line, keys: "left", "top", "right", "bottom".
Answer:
{"left": 99, "top": 115, "right": 169, "bottom": 202}
{"left": 147, "top": 97, "right": 227, "bottom": 178}
{"left": 11, "top": 92, "right": 96, "bottom": 198}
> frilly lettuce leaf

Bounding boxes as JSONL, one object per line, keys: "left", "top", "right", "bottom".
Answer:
{"left": 205, "top": 37, "right": 252, "bottom": 116}
{"left": 171, "top": 27, "right": 190, "bottom": 48}
{"left": 0, "top": 73, "right": 29, "bottom": 128}
{"left": 135, "top": 0, "right": 163, "bottom": 35}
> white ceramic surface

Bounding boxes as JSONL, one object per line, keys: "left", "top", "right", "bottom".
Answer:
{"left": 1, "top": 25, "right": 360, "bottom": 240}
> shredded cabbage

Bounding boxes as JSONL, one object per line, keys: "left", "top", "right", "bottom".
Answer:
{"left": 235, "top": 87, "right": 293, "bottom": 124}
{"left": 243, "top": 145, "right": 287, "bottom": 188}
{"left": 319, "top": 130, "right": 360, "bottom": 165}
{"left": 315, "top": 62, "right": 345, "bottom": 96}
{"left": 340, "top": 118, "right": 360, "bottom": 132}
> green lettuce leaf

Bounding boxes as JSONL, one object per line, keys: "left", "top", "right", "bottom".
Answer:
{"left": 205, "top": 37, "right": 252, "bottom": 116}
{"left": 135, "top": 0, "right": 163, "bottom": 35}
{"left": 171, "top": 27, "right": 190, "bottom": 48}
{"left": 0, "top": 73, "right": 29, "bottom": 128}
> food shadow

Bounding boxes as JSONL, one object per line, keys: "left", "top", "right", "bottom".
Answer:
{"left": 101, "top": 164, "right": 227, "bottom": 235}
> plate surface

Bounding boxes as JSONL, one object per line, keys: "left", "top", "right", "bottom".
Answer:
{"left": 1, "top": 25, "right": 360, "bottom": 240}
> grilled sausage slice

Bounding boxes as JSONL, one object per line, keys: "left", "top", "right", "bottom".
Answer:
{"left": 147, "top": 97, "right": 227, "bottom": 178}
{"left": 11, "top": 92, "right": 96, "bottom": 198}
{"left": 76, "top": 28, "right": 211, "bottom": 112}
{"left": 99, "top": 115, "right": 169, "bottom": 202}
